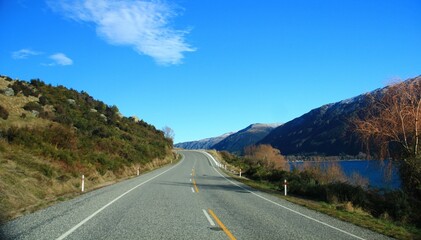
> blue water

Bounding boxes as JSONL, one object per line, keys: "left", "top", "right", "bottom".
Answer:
{"left": 290, "top": 160, "right": 401, "bottom": 190}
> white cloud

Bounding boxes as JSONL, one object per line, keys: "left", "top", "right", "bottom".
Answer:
{"left": 48, "top": 0, "right": 195, "bottom": 65}
{"left": 12, "top": 49, "right": 43, "bottom": 59}
{"left": 49, "top": 53, "right": 73, "bottom": 66}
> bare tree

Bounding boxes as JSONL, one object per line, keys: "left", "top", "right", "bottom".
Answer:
{"left": 162, "top": 126, "right": 175, "bottom": 141}
{"left": 353, "top": 79, "right": 421, "bottom": 158}
{"left": 353, "top": 78, "right": 421, "bottom": 197}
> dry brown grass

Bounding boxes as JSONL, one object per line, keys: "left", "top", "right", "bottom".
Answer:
{"left": 0, "top": 139, "right": 174, "bottom": 222}
{"left": 0, "top": 142, "right": 77, "bottom": 220}
{"left": 0, "top": 77, "right": 11, "bottom": 89}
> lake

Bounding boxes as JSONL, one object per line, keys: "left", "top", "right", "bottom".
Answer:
{"left": 290, "top": 160, "right": 401, "bottom": 190}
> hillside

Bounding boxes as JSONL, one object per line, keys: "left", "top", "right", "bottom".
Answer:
{"left": 174, "top": 132, "right": 233, "bottom": 149}
{"left": 259, "top": 76, "right": 421, "bottom": 157}
{"left": 212, "top": 123, "right": 281, "bottom": 154}
{"left": 0, "top": 75, "right": 174, "bottom": 222}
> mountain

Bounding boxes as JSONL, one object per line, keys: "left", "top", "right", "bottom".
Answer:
{"left": 174, "top": 132, "right": 233, "bottom": 149}
{"left": 259, "top": 76, "right": 421, "bottom": 156}
{"left": 212, "top": 123, "right": 281, "bottom": 154}
{"left": 258, "top": 98, "right": 365, "bottom": 156}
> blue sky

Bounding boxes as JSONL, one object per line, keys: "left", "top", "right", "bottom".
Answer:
{"left": 1, "top": 0, "right": 420, "bottom": 143}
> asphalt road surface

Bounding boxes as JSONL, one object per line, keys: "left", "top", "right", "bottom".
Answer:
{"left": 1, "top": 151, "right": 392, "bottom": 239}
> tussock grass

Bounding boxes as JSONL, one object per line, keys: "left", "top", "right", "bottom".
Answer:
{"left": 0, "top": 141, "right": 176, "bottom": 222}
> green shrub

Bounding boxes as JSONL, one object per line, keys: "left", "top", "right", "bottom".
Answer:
{"left": 384, "top": 191, "right": 411, "bottom": 222}
{"left": 30, "top": 78, "right": 46, "bottom": 88}
{"left": 23, "top": 102, "right": 43, "bottom": 112}
{"left": 0, "top": 105, "right": 9, "bottom": 120}
{"left": 57, "top": 150, "right": 74, "bottom": 164}
{"left": 267, "top": 170, "right": 288, "bottom": 183}
{"left": 326, "top": 183, "right": 368, "bottom": 207}
{"left": 40, "top": 164, "right": 54, "bottom": 178}
{"left": 9, "top": 81, "right": 38, "bottom": 97}
{"left": 39, "top": 96, "right": 48, "bottom": 105}
{"left": 92, "top": 126, "right": 112, "bottom": 138}
{"left": 42, "top": 125, "right": 78, "bottom": 150}
{"left": 6, "top": 127, "right": 42, "bottom": 147}
{"left": 368, "top": 190, "right": 412, "bottom": 223}
{"left": 54, "top": 115, "right": 73, "bottom": 125}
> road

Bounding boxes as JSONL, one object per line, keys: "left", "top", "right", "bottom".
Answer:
{"left": 1, "top": 151, "right": 391, "bottom": 240}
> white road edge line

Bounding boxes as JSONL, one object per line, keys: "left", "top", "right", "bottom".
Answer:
{"left": 56, "top": 158, "right": 184, "bottom": 240}
{"left": 202, "top": 151, "right": 366, "bottom": 240}
{"left": 202, "top": 209, "right": 216, "bottom": 226}
{"left": 198, "top": 150, "right": 219, "bottom": 167}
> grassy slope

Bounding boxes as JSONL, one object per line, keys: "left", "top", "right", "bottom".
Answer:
{"left": 0, "top": 141, "right": 174, "bottom": 222}
{"left": 0, "top": 76, "right": 175, "bottom": 222}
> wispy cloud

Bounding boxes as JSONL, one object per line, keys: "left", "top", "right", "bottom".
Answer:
{"left": 48, "top": 0, "right": 195, "bottom": 65}
{"left": 12, "top": 48, "right": 73, "bottom": 67}
{"left": 12, "top": 49, "right": 43, "bottom": 59}
{"left": 49, "top": 53, "right": 73, "bottom": 66}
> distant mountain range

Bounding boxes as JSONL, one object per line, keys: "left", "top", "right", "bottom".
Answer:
{"left": 212, "top": 123, "right": 281, "bottom": 154}
{"left": 176, "top": 76, "right": 420, "bottom": 156}
{"left": 174, "top": 132, "right": 233, "bottom": 150}
{"left": 175, "top": 123, "right": 280, "bottom": 153}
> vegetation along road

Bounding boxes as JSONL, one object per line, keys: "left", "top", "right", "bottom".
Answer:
{"left": 1, "top": 151, "right": 392, "bottom": 240}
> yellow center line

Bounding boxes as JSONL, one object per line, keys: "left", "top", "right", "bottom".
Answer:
{"left": 208, "top": 209, "right": 237, "bottom": 240}
{"left": 191, "top": 168, "right": 199, "bottom": 192}
{"left": 193, "top": 179, "right": 199, "bottom": 193}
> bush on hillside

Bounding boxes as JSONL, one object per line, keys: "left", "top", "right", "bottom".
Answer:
{"left": 23, "top": 102, "right": 43, "bottom": 113}
{"left": 30, "top": 78, "right": 46, "bottom": 88}
{"left": 9, "top": 81, "right": 38, "bottom": 97}
{"left": 39, "top": 96, "right": 48, "bottom": 105}
{"left": 5, "top": 127, "right": 41, "bottom": 147}
{"left": 0, "top": 105, "right": 9, "bottom": 120}
{"left": 1, "top": 75, "right": 13, "bottom": 82}
{"left": 43, "top": 124, "right": 78, "bottom": 150}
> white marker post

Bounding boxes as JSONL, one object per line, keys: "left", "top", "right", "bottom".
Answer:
{"left": 81, "top": 175, "right": 85, "bottom": 192}
{"left": 239, "top": 169, "right": 242, "bottom": 178}
{"left": 137, "top": 169, "right": 140, "bottom": 176}
{"left": 284, "top": 179, "right": 287, "bottom": 196}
